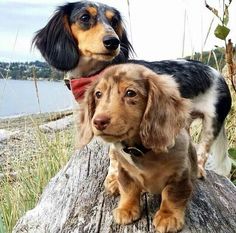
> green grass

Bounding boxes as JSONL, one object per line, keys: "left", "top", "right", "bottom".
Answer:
{"left": 0, "top": 211, "right": 6, "bottom": 233}
{"left": 0, "top": 117, "right": 74, "bottom": 233}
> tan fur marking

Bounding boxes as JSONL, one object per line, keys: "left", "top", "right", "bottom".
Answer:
{"left": 113, "top": 166, "right": 141, "bottom": 225}
{"left": 104, "top": 146, "right": 119, "bottom": 195}
{"left": 86, "top": 6, "right": 97, "bottom": 16}
{"left": 71, "top": 23, "right": 105, "bottom": 55}
{"left": 153, "top": 178, "right": 192, "bottom": 233}
{"left": 116, "top": 23, "right": 124, "bottom": 39}
{"left": 104, "top": 10, "right": 123, "bottom": 38}
{"left": 70, "top": 22, "right": 119, "bottom": 61}
{"left": 196, "top": 115, "right": 215, "bottom": 178}
{"left": 105, "top": 10, "right": 115, "bottom": 20}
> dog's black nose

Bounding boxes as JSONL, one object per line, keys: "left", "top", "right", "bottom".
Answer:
{"left": 93, "top": 115, "right": 110, "bottom": 131}
{"left": 103, "top": 36, "right": 120, "bottom": 50}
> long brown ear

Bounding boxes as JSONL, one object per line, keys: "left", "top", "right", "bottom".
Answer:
{"left": 140, "top": 72, "right": 190, "bottom": 153}
{"left": 75, "top": 86, "right": 96, "bottom": 148}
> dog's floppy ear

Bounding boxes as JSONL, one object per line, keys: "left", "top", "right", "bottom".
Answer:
{"left": 76, "top": 85, "right": 96, "bottom": 148}
{"left": 32, "top": 4, "right": 79, "bottom": 71}
{"left": 113, "top": 18, "right": 134, "bottom": 63}
{"left": 140, "top": 71, "right": 190, "bottom": 153}
{"left": 120, "top": 29, "right": 134, "bottom": 59}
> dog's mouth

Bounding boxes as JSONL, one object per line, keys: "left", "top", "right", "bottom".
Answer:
{"left": 84, "top": 49, "right": 119, "bottom": 61}
{"left": 95, "top": 131, "right": 129, "bottom": 142}
{"left": 94, "top": 52, "right": 115, "bottom": 56}
{"left": 92, "top": 52, "right": 118, "bottom": 61}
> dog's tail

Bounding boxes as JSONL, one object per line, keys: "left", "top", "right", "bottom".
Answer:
{"left": 206, "top": 124, "right": 232, "bottom": 176}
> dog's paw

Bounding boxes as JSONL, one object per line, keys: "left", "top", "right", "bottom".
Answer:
{"left": 153, "top": 211, "right": 184, "bottom": 233}
{"left": 197, "top": 164, "right": 206, "bottom": 179}
{"left": 197, "top": 156, "right": 207, "bottom": 179}
{"left": 104, "top": 174, "right": 119, "bottom": 195}
{"left": 113, "top": 207, "right": 140, "bottom": 225}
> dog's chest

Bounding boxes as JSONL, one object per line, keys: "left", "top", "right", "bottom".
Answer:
{"left": 115, "top": 144, "right": 173, "bottom": 194}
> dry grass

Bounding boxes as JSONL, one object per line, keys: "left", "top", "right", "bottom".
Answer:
{"left": 226, "top": 83, "right": 236, "bottom": 184}
{"left": 0, "top": 116, "right": 74, "bottom": 233}
{"left": 226, "top": 85, "right": 236, "bottom": 148}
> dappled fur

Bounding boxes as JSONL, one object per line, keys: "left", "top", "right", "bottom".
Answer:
{"left": 78, "top": 64, "right": 190, "bottom": 152}
{"left": 78, "top": 64, "right": 197, "bottom": 233}
{"left": 140, "top": 71, "right": 190, "bottom": 152}
{"left": 77, "top": 101, "right": 94, "bottom": 148}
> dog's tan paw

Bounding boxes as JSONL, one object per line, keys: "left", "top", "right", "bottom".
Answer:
{"left": 113, "top": 207, "right": 140, "bottom": 225}
{"left": 197, "top": 164, "right": 206, "bottom": 179}
{"left": 197, "top": 156, "right": 207, "bottom": 179}
{"left": 104, "top": 174, "right": 119, "bottom": 195}
{"left": 153, "top": 211, "right": 184, "bottom": 233}
{"left": 196, "top": 150, "right": 210, "bottom": 179}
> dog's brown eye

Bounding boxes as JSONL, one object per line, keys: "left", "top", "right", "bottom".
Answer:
{"left": 80, "top": 13, "right": 91, "bottom": 23}
{"left": 125, "top": 90, "right": 137, "bottom": 97}
{"left": 95, "top": 91, "right": 102, "bottom": 99}
{"left": 111, "top": 17, "right": 119, "bottom": 28}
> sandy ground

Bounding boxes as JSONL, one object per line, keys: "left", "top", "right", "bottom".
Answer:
{"left": 0, "top": 111, "right": 75, "bottom": 172}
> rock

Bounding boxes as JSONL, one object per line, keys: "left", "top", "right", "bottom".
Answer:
{"left": 39, "top": 116, "right": 73, "bottom": 132}
{"left": 0, "top": 129, "right": 20, "bottom": 142}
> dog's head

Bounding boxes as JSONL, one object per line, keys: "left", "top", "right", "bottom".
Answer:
{"left": 78, "top": 64, "right": 190, "bottom": 153}
{"left": 32, "top": 1, "right": 132, "bottom": 71}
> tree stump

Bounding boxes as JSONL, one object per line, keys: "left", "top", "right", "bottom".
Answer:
{"left": 13, "top": 140, "right": 236, "bottom": 233}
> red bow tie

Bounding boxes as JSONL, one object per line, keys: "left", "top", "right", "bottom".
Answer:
{"left": 70, "top": 72, "right": 101, "bottom": 101}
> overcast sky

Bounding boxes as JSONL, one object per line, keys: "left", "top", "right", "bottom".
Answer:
{"left": 0, "top": 0, "right": 235, "bottom": 62}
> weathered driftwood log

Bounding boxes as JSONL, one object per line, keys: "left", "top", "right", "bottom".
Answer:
{"left": 13, "top": 140, "right": 236, "bottom": 233}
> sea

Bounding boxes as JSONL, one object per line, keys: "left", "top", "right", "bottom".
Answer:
{"left": 0, "top": 79, "right": 74, "bottom": 118}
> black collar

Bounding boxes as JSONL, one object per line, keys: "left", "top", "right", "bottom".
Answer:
{"left": 121, "top": 142, "right": 151, "bottom": 157}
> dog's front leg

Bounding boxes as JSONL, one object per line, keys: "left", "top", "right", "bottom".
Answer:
{"left": 113, "top": 165, "right": 141, "bottom": 225}
{"left": 153, "top": 174, "right": 193, "bottom": 233}
{"left": 104, "top": 145, "right": 119, "bottom": 195}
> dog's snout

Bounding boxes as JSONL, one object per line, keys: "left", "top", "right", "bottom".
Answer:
{"left": 93, "top": 115, "right": 111, "bottom": 131}
{"left": 103, "top": 36, "right": 120, "bottom": 51}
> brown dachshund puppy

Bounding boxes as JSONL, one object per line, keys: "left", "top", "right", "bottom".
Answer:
{"left": 78, "top": 64, "right": 198, "bottom": 233}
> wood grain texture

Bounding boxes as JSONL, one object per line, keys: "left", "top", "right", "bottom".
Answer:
{"left": 13, "top": 140, "right": 236, "bottom": 233}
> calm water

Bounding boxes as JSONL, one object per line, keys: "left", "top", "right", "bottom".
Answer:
{"left": 0, "top": 79, "right": 73, "bottom": 118}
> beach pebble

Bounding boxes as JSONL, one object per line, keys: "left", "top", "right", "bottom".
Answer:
{"left": 0, "top": 129, "right": 20, "bottom": 142}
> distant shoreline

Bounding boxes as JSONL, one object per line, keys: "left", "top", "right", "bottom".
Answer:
{"left": 0, "top": 107, "right": 73, "bottom": 121}
{"left": 0, "top": 78, "right": 63, "bottom": 82}
{"left": 0, "top": 60, "right": 64, "bottom": 80}
{"left": 0, "top": 109, "right": 73, "bottom": 131}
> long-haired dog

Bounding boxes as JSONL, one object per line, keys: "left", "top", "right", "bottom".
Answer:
{"left": 78, "top": 64, "right": 198, "bottom": 233}
{"left": 33, "top": 1, "right": 231, "bottom": 180}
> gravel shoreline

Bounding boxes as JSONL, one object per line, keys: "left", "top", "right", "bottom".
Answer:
{"left": 0, "top": 110, "right": 75, "bottom": 172}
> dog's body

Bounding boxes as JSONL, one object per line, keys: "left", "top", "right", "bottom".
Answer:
{"left": 33, "top": 1, "right": 232, "bottom": 178}
{"left": 78, "top": 64, "right": 198, "bottom": 232}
